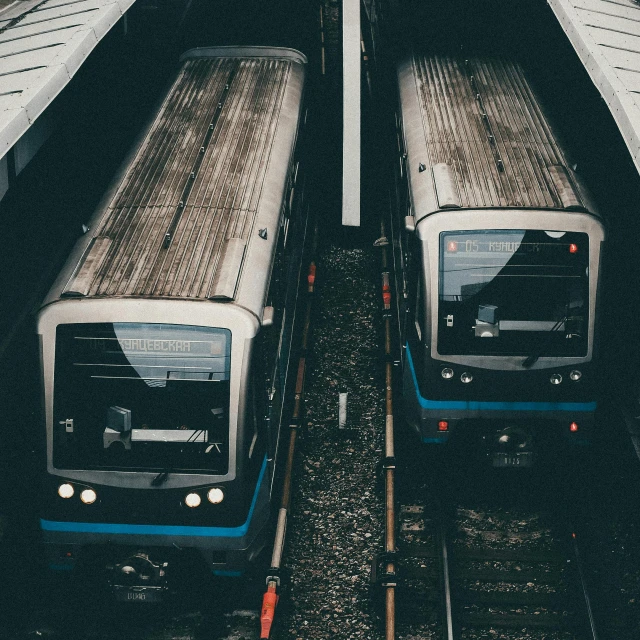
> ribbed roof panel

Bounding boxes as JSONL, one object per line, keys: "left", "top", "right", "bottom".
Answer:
{"left": 414, "top": 54, "right": 570, "bottom": 210}
{"left": 85, "top": 56, "right": 291, "bottom": 298}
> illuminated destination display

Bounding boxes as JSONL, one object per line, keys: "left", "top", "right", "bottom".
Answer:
{"left": 438, "top": 229, "right": 590, "bottom": 357}
{"left": 81, "top": 337, "right": 226, "bottom": 356}
{"left": 445, "top": 238, "right": 578, "bottom": 255}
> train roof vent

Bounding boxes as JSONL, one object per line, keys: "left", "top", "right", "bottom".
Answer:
{"left": 548, "top": 165, "right": 584, "bottom": 211}
{"left": 62, "top": 237, "right": 112, "bottom": 297}
{"left": 208, "top": 238, "right": 247, "bottom": 300}
{"left": 432, "top": 163, "right": 461, "bottom": 209}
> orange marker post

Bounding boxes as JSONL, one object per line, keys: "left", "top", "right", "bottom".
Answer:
{"left": 260, "top": 579, "right": 279, "bottom": 639}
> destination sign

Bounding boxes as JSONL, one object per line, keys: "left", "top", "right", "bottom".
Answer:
{"left": 81, "top": 337, "right": 226, "bottom": 356}
{"left": 445, "top": 238, "right": 577, "bottom": 255}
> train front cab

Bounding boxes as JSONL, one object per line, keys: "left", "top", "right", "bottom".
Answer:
{"left": 36, "top": 297, "right": 290, "bottom": 594}
{"left": 400, "top": 208, "right": 605, "bottom": 467}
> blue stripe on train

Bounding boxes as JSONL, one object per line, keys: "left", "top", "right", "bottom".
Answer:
{"left": 41, "top": 457, "right": 268, "bottom": 538}
{"left": 406, "top": 344, "right": 597, "bottom": 413}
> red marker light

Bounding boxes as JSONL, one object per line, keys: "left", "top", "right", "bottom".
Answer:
{"left": 569, "top": 421, "right": 579, "bottom": 432}
{"left": 569, "top": 243, "right": 578, "bottom": 254}
{"left": 438, "top": 420, "right": 449, "bottom": 431}
{"left": 447, "top": 241, "right": 458, "bottom": 253}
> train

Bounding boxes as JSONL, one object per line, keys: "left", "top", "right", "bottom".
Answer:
{"left": 35, "top": 46, "right": 309, "bottom": 599}
{"left": 390, "top": 51, "right": 605, "bottom": 467}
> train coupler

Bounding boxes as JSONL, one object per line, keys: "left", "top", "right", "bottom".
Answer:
{"left": 371, "top": 550, "right": 399, "bottom": 587}
{"left": 106, "top": 551, "right": 169, "bottom": 603}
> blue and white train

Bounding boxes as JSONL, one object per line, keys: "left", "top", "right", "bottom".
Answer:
{"left": 391, "top": 51, "right": 605, "bottom": 467}
{"left": 36, "top": 46, "right": 309, "bottom": 598}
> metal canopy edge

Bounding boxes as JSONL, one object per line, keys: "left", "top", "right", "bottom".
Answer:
{"left": 549, "top": 0, "right": 640, "bottom": 174}
{"left": 0, "top": 0, "right": 135, "bottom": 159}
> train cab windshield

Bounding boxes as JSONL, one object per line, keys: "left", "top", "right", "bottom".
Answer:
{"left": 438, "top": 229, "right": 589, "bottom": 357}
{"left": 53, "top": 323, "right": 231, "bottom": 474}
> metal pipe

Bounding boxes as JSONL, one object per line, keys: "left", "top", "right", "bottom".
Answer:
{"left": 269, "top": 266, "right": 315, "bottom": 570}
{"left": 260, "top": 225, "right": 317, "bottom": 639}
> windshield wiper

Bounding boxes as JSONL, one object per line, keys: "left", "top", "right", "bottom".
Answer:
{"left": 522, "top": 315, "right": 568, "bottom": 368}
{"left": 151, "top": 470, "right": 170, "bottom": 487}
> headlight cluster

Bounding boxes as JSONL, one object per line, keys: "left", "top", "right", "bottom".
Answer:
{"left": 441, "top": 367, "right": 474, "bottom": 384}
{"left": 57, "top": 483, "right": 97, "bottom": 504}
{"left": 184, "top": 487, "right": 225, "bottom": 508}
{"left": 550, "top": 370, "right": 582, "bottom": 385}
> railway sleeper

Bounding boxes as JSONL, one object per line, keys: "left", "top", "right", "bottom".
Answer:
{"left": 457, "top": 567, "right": 563, "bottom": 583}
{"left": 456, "top": 588, "right": 566, "bottom": 607}
{"left": 460, "top": 610, "right": 576, "bottom": 630}
{"left": 454, "top": 547, "right": 565, "bottom": 562}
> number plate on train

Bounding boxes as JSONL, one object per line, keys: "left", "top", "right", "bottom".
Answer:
{"left": 492, "top": 452, "right": 534, "bottom": 468}
{"left": 115, "top": 590, "right": 162, "bottom": 603}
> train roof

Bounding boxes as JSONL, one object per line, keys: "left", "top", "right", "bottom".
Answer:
{"left": 398, "top": 53, "right": 600, "bottom": 223}
{"left": 43, "top": 46, "right": 306, "bottom": 318}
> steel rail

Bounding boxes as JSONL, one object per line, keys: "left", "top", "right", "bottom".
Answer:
{"left": 570, "top": 531, "right": 599, "bottom": 640}
{"left": 436, "top": 511, "right": 454, "bottom": 640}
{"left": 557, "top": 470, "right": 601, "bottom": 640}
{"left": 319, "top": 5, "right": 326, "bottom": 76}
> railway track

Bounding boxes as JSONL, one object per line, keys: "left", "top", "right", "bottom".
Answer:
{"left": 385, "top": 452, "right": 601, "bottom": 640}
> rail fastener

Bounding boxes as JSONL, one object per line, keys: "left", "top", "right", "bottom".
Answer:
{"left": 371, "top": 550, "right": 400, "bottom": 588}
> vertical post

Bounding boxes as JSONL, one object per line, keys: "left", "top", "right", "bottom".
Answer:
{"left": 339, "top": 392, "right": 348, "bottom": 429}
{"left": 342, "top": 0, "right": 361, "bottom": 226}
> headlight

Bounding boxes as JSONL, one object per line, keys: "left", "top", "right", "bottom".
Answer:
{"left": 207, "top": 488, "right": 224, "bottom": 504}
{"left": 58, "top": 483, "right": 74, "bottom": 499}
{"left": 441, "top": 368, "right": 454, "bottom": 379}
{"left": 185, "top": 492, "right": 201, "bottom": 508}
{"left": 460, "top": 372, "right": 473, "bottom": 384}
{"left": 80, "top": 488, "right": 97, "bottom": 504}
{"left": 550, "top": 373, "right": 562, "bottom": 385}
{"left": 569, "top": 370, "right": 582, "bottom": 381}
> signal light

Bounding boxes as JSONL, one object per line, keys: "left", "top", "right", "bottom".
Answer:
{"left": 570, "top": 421, "right": 579, "bottom": 432}
{"left": 447, "top": 241, "right": 458, "bottom": 252}
{"left": 569, "top": 243, "right": 578, "bottom": 254}
{"left": 438, "top": 420, "right": 449, "bottom": 431}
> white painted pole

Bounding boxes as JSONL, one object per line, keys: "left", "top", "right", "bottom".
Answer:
{"left": 342, "top": 0, "right": 361, "bottom": 227}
